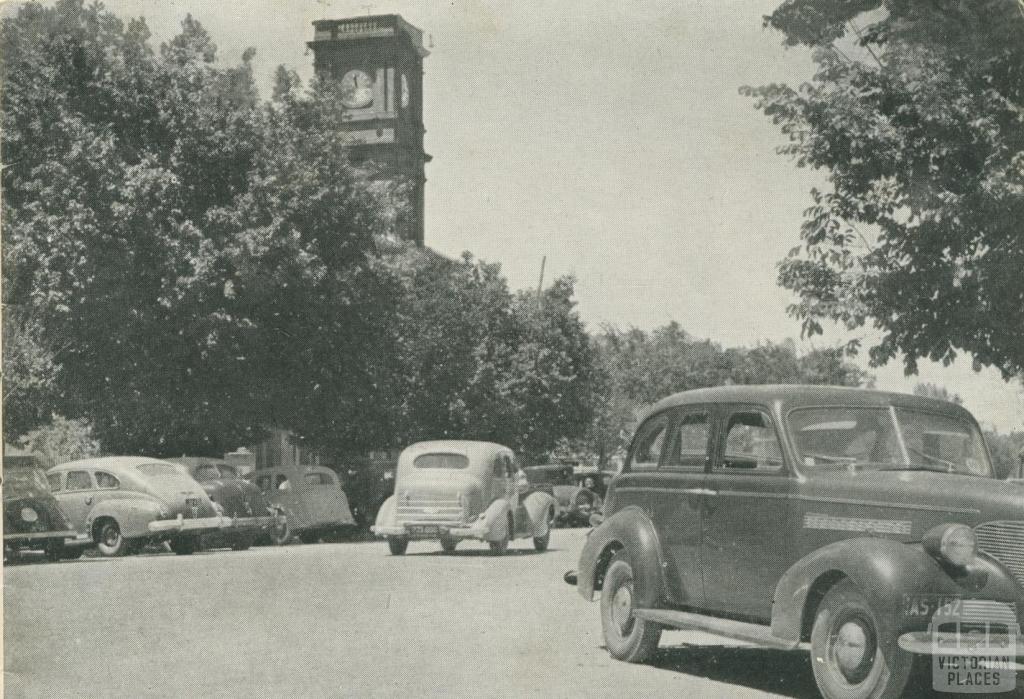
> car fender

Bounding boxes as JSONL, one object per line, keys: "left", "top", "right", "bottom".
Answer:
{"left": 522, "top": 491, "right": 557, "bottom": 538}
{"left": 482, "top": 499, "right": 512, "bottom": 541}
{"left": 576, "top": 505, "right": 666, "bottom": 607}
{"left": 772, "top": 537, "right": 1022, "bottom": 643}
{"left": 374, "top": 495, "right": 397, "bottom": 530}
{"left": 86, "top": 497, "right": 163, "bottom": 539}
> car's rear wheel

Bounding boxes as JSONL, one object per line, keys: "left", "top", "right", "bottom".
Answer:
{"left": 811, "top": 579, "right": 915, "bottom": 699}
{"left": 95, "top": 519, "right": 127, "bottom": 557}
{"left": 270, "top": 520, "right": 292, "bottom": 546}
{"left": 533, "top": 530, "right": 550, "bottom": 552}
{"left": 440, "top": 534, "right": 458, "bottom": 553}
{"left": 600, "top": 551, "right": 662, "bottom": 663}
{"left": 170, "top": 536, "right": 198, "bottom": 556}
{"left": 387, "top": 536, "right": 408, "bottom": 555}
{"left": 44, "top": 538, "right": 65, "bottom": 563}
{"left": 299, "top": 530, "right": 321, "bottom": 545}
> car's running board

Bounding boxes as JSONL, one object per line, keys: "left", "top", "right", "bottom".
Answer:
{"left": 633, "top": 609, "right": 801, "bottom": 651}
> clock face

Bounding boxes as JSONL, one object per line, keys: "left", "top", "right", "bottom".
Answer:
{"left": 340, "top": 69, "right": 374, "bottom": 109}
{"left": 401, "top": 73, "right": 410, "bottom": 109}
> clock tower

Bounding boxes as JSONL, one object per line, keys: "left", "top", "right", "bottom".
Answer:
{"left": 308, "top": 15, "right": 430, "bottom": 246}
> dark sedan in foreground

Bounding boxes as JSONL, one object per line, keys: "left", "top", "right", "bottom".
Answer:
{"left": 569, "top": 385, "right": 1024, "bottom": 699}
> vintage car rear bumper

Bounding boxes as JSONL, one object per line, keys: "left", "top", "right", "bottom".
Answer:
{"left": 371, "top": 522, "right": 488, "bottom": 540}
{"left": 898, "top": 631, "right": 1024, "bottom": 658}
{"left": 148, "top": 515, "right": 229, "bottom": 533}
{"left": 4, "top": 529, "right": 77, "bottom": 542}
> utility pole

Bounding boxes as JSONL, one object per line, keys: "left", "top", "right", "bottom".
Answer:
{"left": 537, "top": 256, "right": 546, "bottom": 299}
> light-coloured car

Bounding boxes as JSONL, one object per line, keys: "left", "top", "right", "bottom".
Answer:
{"left": 47, "top": 457, "right": 228, "bottom": 556}
{"left": 372, "top": 441, "right": 558, "bottom": 555}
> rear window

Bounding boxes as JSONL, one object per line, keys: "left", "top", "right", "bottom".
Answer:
{"left": 137, "top": 463, "right": 182, "bottom": 477}
{"left": 218, "top": 465, "right": 238, "bottom": 479}
{"left": 304, "top": 472, "right": 333, "bottom": 485}
{"left": 413, "top": 453, "right": 469, "bottom": 469}
{"left": 194, "top": 465, "right": 221, "bottom": 481}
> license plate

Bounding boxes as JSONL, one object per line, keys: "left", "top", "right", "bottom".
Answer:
{"left": 905, "top": 594, "right": 962, "bottom": 618}
{"left": 409, "top": 525, "right": 440, "bottom": 536}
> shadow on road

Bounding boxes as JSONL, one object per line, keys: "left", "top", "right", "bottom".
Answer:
{"left": 645, "top": 645, "right": 820, "bottom": 699}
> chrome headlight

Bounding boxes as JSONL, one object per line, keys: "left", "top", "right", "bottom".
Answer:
{"left": 924, "top": 523, "right": 977, "bottom": 567}
{"left": 20, "top": 507, "right": 39, "bottom": 523}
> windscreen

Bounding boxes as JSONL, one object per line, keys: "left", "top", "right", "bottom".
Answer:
{"left": 789, "top": 407, "right": 992, "bottom": 477}
{"left": 413, "top": 453, "right": 469, "bottom": 470}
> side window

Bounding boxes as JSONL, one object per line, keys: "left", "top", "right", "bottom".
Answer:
{"left": 254, "top": 475, "right": 272, "bottom": 493}
{"left": 65, "top": 470, "right": 93, "bottom": 491}
{"left": 629, "top": 414, "right": 670, "bottom": 471}
{"left": 721, "top": 410, "right": 784, "bottom": 472}
{"left": 95, "top": 472, "right": 120, "bottom": 489}
{"left": 664, "top": 411, "right": 710, "bottom": 470}
{"left": 275, "top": 474, "right": 290, "bottom": 491}
{"left": 504, "top": 455, "right": 515, "bottom": 478}
{"left": 47, "top": 474, "right": 62, "bottom": 492}
{"left": 493, "top": 458, "right": 505, "bottom": 478}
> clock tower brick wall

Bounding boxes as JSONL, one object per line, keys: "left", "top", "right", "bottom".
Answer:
{"left": 308, "top": 15, "right": 430, "bottom": 247}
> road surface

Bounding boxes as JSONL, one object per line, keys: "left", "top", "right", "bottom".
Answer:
{"left": 1, "top": 529, "right": 910, "bottom": 698}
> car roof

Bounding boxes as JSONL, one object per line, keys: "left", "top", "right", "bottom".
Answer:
{"left": 48, "top": 456, "right": 178, "bottom": 474}
{"left": 400, "top": 440, "right": 513, "bottom": 459}
{"left": 646, "top": 385, "right": 975, "bottom": 421}
{"left": 167, "top": 456, "right": 229, "bottom": 469}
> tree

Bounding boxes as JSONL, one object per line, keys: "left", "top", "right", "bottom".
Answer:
{"left": 743, "top": 0, "right": 1024, "bottom": 377}
{"left": 16, "top": 416, "right": 100, "bottom": 468}
{"left": 364, "top": 247, "right": 597, "bottom": 464}
{"left": 2, "top": 1, "right": 398, "bottom": 455}
{"left": 912, "top": 382, "right": 963, "bottom": 405}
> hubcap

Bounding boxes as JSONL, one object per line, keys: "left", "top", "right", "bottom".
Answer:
{"left": 611, "top": 584, "right": 634, "bottom": 634}
{"left": 103, "top": 526, "right": 119, "bottom": 547}
{"left": 833, "top": 618, "right": 874, "bottom": 684}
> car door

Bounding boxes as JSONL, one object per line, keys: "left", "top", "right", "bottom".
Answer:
{"left": 53, "top": 470, "right": 97, "bottom": 538}
{"left": 611, "top": 409, "right": 708, "bottom": 608}
{"left": 701, "top": 405, "right": 794, "bottom": 621}
{"left": 273, "top": 471, "right": 308, "bottom": 529}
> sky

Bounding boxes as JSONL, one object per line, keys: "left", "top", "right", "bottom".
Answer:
{"left": 9, "top": 0, "right": 1024, "bottom": 432}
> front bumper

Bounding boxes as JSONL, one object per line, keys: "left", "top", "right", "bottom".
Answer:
{"left": 4, "top": 529, "right": 77, "bottom": 542}
{"left": 148, "top": 515, "right": 230, "bottom": 534}
{"left": 898, "top": 631, "right": 1024, "bottom": 659}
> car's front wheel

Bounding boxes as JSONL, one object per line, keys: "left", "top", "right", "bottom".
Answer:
{"left": 387, "top": 536, "right": 408, "bottom": 555}
{"left": 811, "top": 579, "right": 915, "bottom": 699}
{"left": 440, "top": 534, "right": 458, "bottom": 553}
{"left": 95, "top": 519, "right": 127, "bottom": 557}
{"left": 600, "top": 551, "right": 662, "bottom": 663}
{"left": 170, "top": 536, "right": 199, "bottom": 555}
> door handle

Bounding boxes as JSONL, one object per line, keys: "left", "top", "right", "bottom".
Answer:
{"left": 84, "top": 496, "right": 93, "bottom": 506}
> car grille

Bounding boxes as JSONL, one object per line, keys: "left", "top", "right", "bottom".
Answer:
{"left": 396, "top": 495, "right": 463, "bottom": 526}
{"left": 185, "top": 497, "right": 202, "bottom": 518}
{"left": 975, "top": 521, "right": 1024, "bottom": 588}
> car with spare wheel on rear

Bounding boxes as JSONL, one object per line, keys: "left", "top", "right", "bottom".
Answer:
{"left": 372, "top": 440, "right": 557, "bottom": 555}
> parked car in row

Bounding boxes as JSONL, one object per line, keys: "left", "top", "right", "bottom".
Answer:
{"left": 568, "top": 385, "right": 1024, "bottom": 699}
{"left": 47, "top": 457, "right": 228, "bottom": 556}
{"left": 523, "top": 464, "right": 602, "bottom": 527}
{"left": 169, "top": 457, "right": 286, "bottom": 551}
{"left": 248, "top": 465, "right": 355, "bottom": 544}
{"left": 4, "top": 465, "right": 77, "bottom": 563}
{"left": 372, "top": 441, "right": 557, "bottom": 555}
